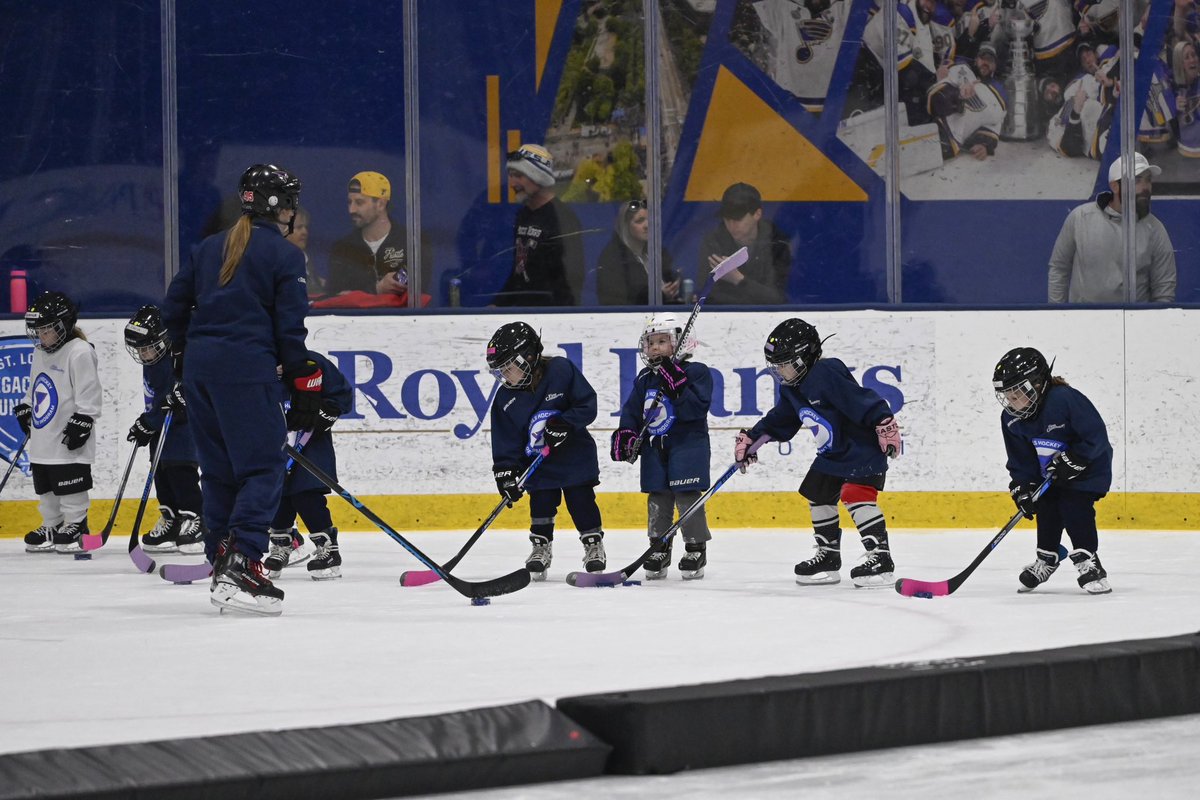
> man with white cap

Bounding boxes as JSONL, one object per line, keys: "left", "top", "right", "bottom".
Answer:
{"left": 496, "top": 144, "right": 584, "bottom": 306}
{"left": 1047, "top": 153, "right": 1176, "bottom": 303}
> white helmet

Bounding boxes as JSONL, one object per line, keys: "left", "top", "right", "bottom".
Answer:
{"left": 639, "top": 313, "right": 693, "bottom": 366}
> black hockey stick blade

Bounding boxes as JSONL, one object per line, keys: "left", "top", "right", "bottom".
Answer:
{"left": 128, "top": 412, "right": 173, "bottom": 573}
{"left": 286, "top": 444, "right": 530, "bottom": 600}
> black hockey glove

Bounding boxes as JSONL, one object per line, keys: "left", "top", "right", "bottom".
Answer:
{"left": 14, "top": 402, "right": 32, "bottom": 436}
{"left": 314, "top": 398, "right": 341, "bottom": 433}
{"left": 493, "top": 464, "right": 524, "bottom": 506}
{"left": 1046, "top": 450, "right": 1088, "bottom": 485}
{"left": 543, "top": 416, "right": 571, "bottom": 451}
{"left": 127, "top": 413, "right": 157, "bottom": 447}
{"left": 62, "top": 413, "right": 94, "bottom": 451}
{"left": 657, "top": 359, "right": 689, "bottom": 399}
{"left": 171, "top": 345, "right": 185, "bottom": 381}
{"left": 610, "top": 428, "right": 640, "bottom": 463}
{"left": 1010, "top": 482, "right": 1041, "bottom": 520}
{"left": 283, "top": 360, "right": 324, "bottom": 431}
{"left": 162, "top": 381, "right": 187, "bottom": 422}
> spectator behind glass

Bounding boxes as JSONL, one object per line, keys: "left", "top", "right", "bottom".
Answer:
{"left": 698, "top": 182, "right": 792, "bottom": 305}
{"left": 494, "top": 144, "right": 584, "bottom": 306}
{"left": 596, "top": 200, "right": 681, "bottom": 305}
{"left": 279, "top": 207, "right": 325, "bottom": 298}
{"left": 1172, "top": 39, "right": 1200, "bottom": 158}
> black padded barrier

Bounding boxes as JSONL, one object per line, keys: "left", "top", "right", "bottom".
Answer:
{"left": 557, "top": 633, "right": 1200, "bottom": 775}
{"left": 0, "top": 700, "right": 609, "bottom": 800}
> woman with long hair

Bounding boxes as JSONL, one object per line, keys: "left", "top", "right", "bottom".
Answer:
{"left": 596, "top": 200, "right": 682, "bottom": 305}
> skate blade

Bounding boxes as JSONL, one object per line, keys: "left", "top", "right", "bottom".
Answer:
{"left": 1081, "top": 579, "right": 1111, "bottom": 594}
{"left": 177, "top": 544, "right": 205, "bottom": 555}
{"left": 309, "top": 567, "right": 342, "bottom": 581}
{"left": 680, "top": 568, "right": 705, "bottom": 581}
{"left": 142, "top": 544, "right": 180, "bottom": 554}
{"left": 286, "top": 545, "right": 315, "bottom": 568}
{"left": 1016, "top": 583, "right": 1040, "bottom": 593}
{"left": 54, "top": 544, "right": 84, "bottom": 554}
{"left": 210, "top": 593, "right": 282, "bottom": 617}
{"left": 643, "top": 568, "right": 668, "bottom": 580}
{"left": 851, "top": 573, "right": 894, "bottom": 588}
{"left": 267, "top": 569, "right": 282, "bottom": 580}
{"left": 585, "top": 565, "right": 607, "bottom": 574}
{"left": 25, "top": 545, "right": 56, "bottom": 553}
{"left": 528, "top": 570, "right": 548, "bottom": 582}
{"left": 795, "top": 572, "right": 840, "bottom": 585}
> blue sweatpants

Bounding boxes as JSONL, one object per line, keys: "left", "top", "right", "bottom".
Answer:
{"left": 185, "top": 379, "right": 286, "bottom": 562}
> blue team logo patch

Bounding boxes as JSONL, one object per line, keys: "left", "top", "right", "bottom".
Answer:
{"left": 0, "top": 336, "right": 35, "bottom": 475}
{"left": 31, "top": 373, "right": 59, "bottom": 429}
{"left": 526, "top": 409, "right": 558, "bottom": 457}
{"left": 643, "top": 389, "right": 676, "bottom": 436}
{"left": 798, "top": 407, "right": 834, "bottom": 454}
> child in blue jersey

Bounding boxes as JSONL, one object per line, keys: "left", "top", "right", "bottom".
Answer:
{"left": 123, "top": 305, "right": 203, "bottom": 555}
{"left": 265, "top": 350, "right": 353, "bottom": 581}
{"left": 993, "top": 347, "right": 1113, "bottom": 594}
{"left": 611, "top": 314, "right": 714, "bottom": 580}
{"left": 735, "top": 319, "right": 902, "bottom": 587}
{"left": 486, "top": 321, "right": 605, "bottom": 581}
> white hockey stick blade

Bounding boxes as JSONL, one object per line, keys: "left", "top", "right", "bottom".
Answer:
{"left": 710, "top": 246, "right": 748, "bottom": 282}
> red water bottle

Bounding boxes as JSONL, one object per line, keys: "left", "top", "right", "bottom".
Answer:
{"left": 9, "top": 269, "right": 27, "bottom": 313}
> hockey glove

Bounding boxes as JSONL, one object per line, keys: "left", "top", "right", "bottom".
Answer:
{"left": 314, "top": 398, "right": 341, "bottom": 433}
{"left": 493, "top": 464, "right": 524, "bottom": 506}
{"left": 1046, "top": 450, "right": 1088, "bottom": 485}
{"left": 610, "top": 428, "right": 640, "bottom": 463}
{"left": 875, "top": 416, "right": 902, "bottom": 458}
{"left": 1010, "top": 482, "right": 1041, "bottom": 520}
{"left": 657, "top": 359, "right": 689, "bottom": 399}
{"left": 734, "top": 429, "right": 759, "bottom": 473}
{"left": 162, "top": 381, "right": 187, "bottom": 422}
{"left": 171, "top": 345, "right": 185, "bottom": 381}
{"left": 14, "top": 402, "right": 32, "bottom": 436}
{"left": 127, "top": 413, "right": 157, "bottom": 447}
{"left": 543, "top": 416, "right": 571, "bottom": 452}
{"left": 62, "top": 413, "right": 94, "bottom": 451}
{"left": 283, "top": 360, "right": 324, "bottom": 431}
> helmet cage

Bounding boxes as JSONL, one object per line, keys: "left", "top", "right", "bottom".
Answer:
{"left": 639, "top": 314, "right": 688, "bottom": 366}
{"left": 766, "top": 356, "right": 808, "bottom": 386}
{"left": 124, "top": 327, "right": 169, "bottom": 365}
{"left": 26, "top": 316, "right": 69, "bottom": 353}
{"left": 994, "top": 377, "right": 1043, "bottom": 420}
{"left": 488, "top": 351, "right": 537, "bottom": 389}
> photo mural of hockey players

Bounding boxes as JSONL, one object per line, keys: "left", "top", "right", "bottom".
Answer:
{"left": 1143, "top": 0, "right": 1200, "bottom": 194}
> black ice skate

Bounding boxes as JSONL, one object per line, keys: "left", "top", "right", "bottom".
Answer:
{"left": 581, "top": 532, "right": 606, "bottom": 573}
{"left": 794, "top": 534, "right": 841, "bottom": 585}
{"left": 175, "top": 511, "right": 205, "bottom": 555}
{"left": 142, "top": 507, "right": 178, "bottom": 553}
{"left": 850, "top": 534, "right": 894, "bottom": 588}
{"left": 678, "top": 541, "right": 707, "bottom": 581}
{"left": 1018, "top": 548, "right": 1060, "bottom": 593}
{"left": 525, "top": 534, "right": 552, "bottom": 581}
{"left": 24, "top": 524, "right": 58, "bottom": 553}
{"left": 264, "top": 528, "right": 295, "bottom": 578}
{"left": 643, "top": 538, "right": 672, "bottom": 580}
{"left": 53, "top": 520, "right": 88, "bottom": 554}
{"left": 307, "top": 529, "right": 342, "bottom": 581}
{"left": 211, "top": 551, "right": 284, "bottom": 616}
{"left": 1069, "top": 549, "right": 1111, "bottom": 594}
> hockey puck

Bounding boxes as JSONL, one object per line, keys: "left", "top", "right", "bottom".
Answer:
{"left": 621, "top": 580, "right": 642, "bottom": 587}
{"left": 471, "top": 597, "right": 491, "bottom": 606}
{"left": 914, "top": 591, "right": 934, "bottom": 599}
{"left": 73, "top": 553, "right": 92, "bottom": 561}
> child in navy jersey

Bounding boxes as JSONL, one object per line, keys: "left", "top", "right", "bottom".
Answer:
{"left": 611, "top": 314, "right": 714, "bottom": 579}
{"left": 993, "top": 347, "right": 1113, "bottom": 594}
{"left": 486, "top": 321, "right": 605, "bottom": 580}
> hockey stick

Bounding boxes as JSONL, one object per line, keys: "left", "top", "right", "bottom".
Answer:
{"left": 285, "top": 429, "right": 314, "bottom": 476}
{"left": 286, "top": 443, "right": 531, "bottom": 600}
{"left": 567, "top": 435, "right": 770, "bottom": 587}
{"left": 81, "top": 443, "right": 142, "bottom": 551}
{"left": 128, "top": 411, "right": 173, "bottom": 573}
{"left": 895, "top": 478, "right": 1052, "bottom": 598}
{"left": 0, "top": 434, "right": 29, "bottom": 497}
{"left": 629, "top": 247, "right": 747, "bottom": 459}
{"left": 400, "top": 448, "right": 549, "bottom": 587}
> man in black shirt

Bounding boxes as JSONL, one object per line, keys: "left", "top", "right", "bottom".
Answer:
{"left": 698, "top": 182, "right": 792, "bottom": 304}
{"left": 495, "top": 144, "right": 583, "bottom": 306}
{"left": 327, "top": 172, "right": 426, "bottom": 300}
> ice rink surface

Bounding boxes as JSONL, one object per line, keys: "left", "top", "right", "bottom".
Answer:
{"left": 3, "top": 527, "right": 1198, "bottom": 797}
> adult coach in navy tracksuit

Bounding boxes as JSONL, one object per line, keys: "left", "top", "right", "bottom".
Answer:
{"left": 163, "top": 164, "right": 323, "bottom": 617}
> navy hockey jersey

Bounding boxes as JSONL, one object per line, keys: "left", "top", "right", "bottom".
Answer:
{"left": 1001, "top": 383, "right": 1112, "bottom": 495}
{"left": 141, "top": 356, "right": 196, "bottom": 464}
{"left": 285, "top": 350, "right": 353, "bottom": 496}
{"left": 618, "top": 361, "right": 713, "bottom": 492}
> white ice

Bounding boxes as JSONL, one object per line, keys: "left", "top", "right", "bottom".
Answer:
{"left": 2, "top": 527, "right": 1198, "bottom": 797}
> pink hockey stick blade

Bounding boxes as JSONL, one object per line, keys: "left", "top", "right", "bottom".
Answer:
{"left": 399, "top": 569, "right": 442, "bottom": 587}
{"left": 80, "top": 534, "right": 106, "bottom": 552}
{"left": 894, "top": 578, "right": 949, "bottom": 598}
{"left": 710, "top": 246, "right": 748, "bottom": 282}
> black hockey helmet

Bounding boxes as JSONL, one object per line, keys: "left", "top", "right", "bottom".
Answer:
{"left": 764, "top": 318, "right": 822, "bottom": 385}
{"left": 25, "top": 291, "right": 78, "bottom": 353}
{"left": 239, "top": 164, "right": 302, "bottom": 220}
{"left": 993, "top": 347, "right": 1052, "bottom": 420}
{"left": 124, "top": 305, "right": 170, "bottom": 365}
{"left": 487, "top": 321, "right": 543, "bottom": 388}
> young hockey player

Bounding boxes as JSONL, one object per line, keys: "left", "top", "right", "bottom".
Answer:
{"left": 611, "top": 314, "right": 714, "bottom": 579}
{"left": 124, "top": 305, "right": 203, "bottom": 555}
{"left": 735, "top": 318, "right": 902, "bottom": 587}
{"left": 265, "top": 349, "right": 352, "bottom": 580}
{"left": 15, "top": 291, "right": 102, "bottom": 554}
{"left": 486, "top": 321, "right": 605, "bottom": 581}
{"left": 993, "top": 347, "right": 1113, "bottom": 594}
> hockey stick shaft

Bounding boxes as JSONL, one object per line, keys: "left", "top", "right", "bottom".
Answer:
{"left": 895, "top": 478, "right": 1051, "bottom": 597}
{"left": 128, "top": 411, "right": 173, "bottom": 572}
{"left": 82, "top": 443, "right": 142, "bottom": 551}
{"left": 285, "top": 429, "right": 314, "bottom": 476}
{"left": 286, "top": 443, "right": 530, "bottom": 599}
{"left": 0, "top": 435, "right": 29, "bottom": 496}
{"left": 400, "top": 448, "right": 549, "bottom": 587}
{"left": 568, "top": 435, "right": 769, "bottom": 587}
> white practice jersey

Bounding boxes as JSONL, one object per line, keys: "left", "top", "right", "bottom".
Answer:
{"left": 864, "top": 1, "right": 940, "bottom": 74}
{"left": 754, "top": 0, "right": 850, "bottom": 112}
{"left": 23, "top": 337, "right": 102, "bottom": 465}
{"left": 936, "top": 63, "right": 1007, "bottom": 150}
{"left": 1017, "top": 0, "right": 1077, "bottom": 61}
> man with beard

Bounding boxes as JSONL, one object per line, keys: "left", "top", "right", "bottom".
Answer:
{"left": 926, "top": 43, "right": 1007, "bottom": 160}
{"left": 1047, "top": 153, "right": 1177, "bottom": 303}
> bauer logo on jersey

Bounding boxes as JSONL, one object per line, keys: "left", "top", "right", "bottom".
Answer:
{"left": 31, "top": 373, "right": 59, "bottom": 429}
{"left": 525, "top": 409, "right": 559, "bottom": 457}
{"left": 0, "top": 336, "right": 35, "bottom": 475}
{"left": 798, "top": 407, "right": 834, "bottom": 454}
{"left": 643, "top": 389, "right": 676, "bottom": 436}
